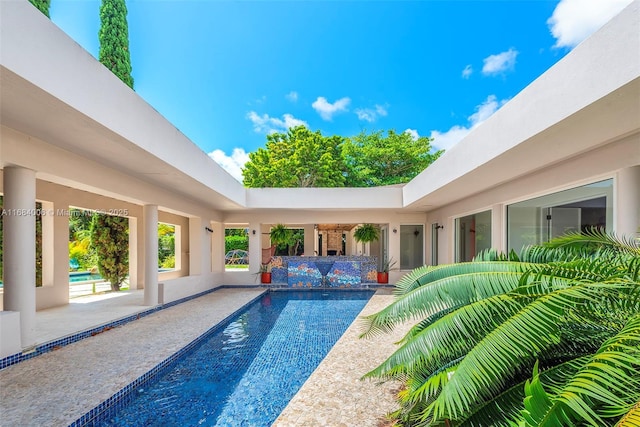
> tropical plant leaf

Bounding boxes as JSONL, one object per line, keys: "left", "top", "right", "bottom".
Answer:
{"left": 522, "top": 314, "right": 640, "bottom": 426}
{"left": 615, "top": 401, "right": 640, "bottom": 427}
{"left": 422, "top": 282, "right": 631, "bottom": 423}
{"left": 394, "top": 262, "right": 535, "bottom": 296}
{"left": 361, "top": 265, "right": 537, "bottom": 338}
{"left": 363, "top": 231, "right": 640, "bottom": 427}
{"left": 456, "top": 356, "right": 589, "bottom": 427}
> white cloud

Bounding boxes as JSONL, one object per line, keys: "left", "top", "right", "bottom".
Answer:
{"left": 482, "top": 48, "right": 518, "bottom": 75}
{"left": 429, "top": 126, "right": 471, "bottom": 151}
{"left": 354, "top": 104, "right": 388, "bottom": 123}
{"left": 462, "top": 64, "right": 473, "bottom": 79}
{"left": 286, "top": 91, "right": 298, "bottom": 102}
{"left": 548, "top": 0, "right": 632, "bottom": 49}
{"left": 404, "top": 129, "right": 419, "bottom": 141}
{"left": 209, "top": 148, "right": 250, "bottom": 182}
{"left": 311, "top": 96, "right": 351, "bottom": 121}
{"left": 246, "top": 111, "right": 307, "bottom": 134}
{"left": 429, "top": 95, "right": 507, "bottom": 151}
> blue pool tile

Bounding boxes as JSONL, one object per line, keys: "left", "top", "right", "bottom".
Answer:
{"left": 79, "top": 290, "right": 373, "bottom": 427}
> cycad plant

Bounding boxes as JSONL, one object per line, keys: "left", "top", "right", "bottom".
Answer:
{"left": 360, "top": 229, "right": 640, "bottom": 426}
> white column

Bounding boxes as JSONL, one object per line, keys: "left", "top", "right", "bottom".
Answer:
{"left": 143, "top": 204, "right": 158, "bottom": 306}
{"left": 616, "top": 166, "right": 640, "bottom": 237}
{"left": 303, "top": 224, "right": 314, "bottom": 256}
{"left": 189, "top": 217, "right": 202, "bottom": 275}
{"left": 247, "top": 222, "right": 262, "bottom": 273}
{"left": 128, "top": 216, "right": 140, "bottom": 289}
{"left": 210, "top": 222, "right": 224, "bottom": 274}
{"left": 3, "top": 166, "right": 36, "bottom": 348}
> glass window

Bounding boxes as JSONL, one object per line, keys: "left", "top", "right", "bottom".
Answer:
{"left": 400, "top": 225, "right": 424, "bottom": 270}
{"left": 455, "top": 210, "right": 492, "bottom": 262}
{"left": 507, "top": 179, "right": 613, "bottom": 254}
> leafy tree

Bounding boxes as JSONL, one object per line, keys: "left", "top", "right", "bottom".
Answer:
{"left": 243, "top": 126, "right": 346, "bottom": 188}
{"left": 342, "top": 130, "right": 443, "bottom": 187}
{"left": 361, "top": 229, "right": 640, "bottom": 426}
{"left": 28, "top": 0, "right": 51, "bottom": 17}
{"left": 99, "top": 0, "right": 134, "bottom": 88}
{"left": 69, "top": 209, "right": 98, "bottom": 271}
{"left": 90, "top": 214, "right": 129, "bottom": 291}
{"left": 158, "top": 223, "right": 175, "bottom": 268}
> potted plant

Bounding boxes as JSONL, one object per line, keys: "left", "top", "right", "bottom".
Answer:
{"left": 353, "top": 223, "right": 380, "bottom": 254}
{"left": 259, "top": 263, "right": 272, "bottom": 284}
{"left": 377, "top": 257, "right": 397, "bottom": 284}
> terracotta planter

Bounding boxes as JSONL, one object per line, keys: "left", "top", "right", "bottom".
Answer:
{"left": 261, "top": 272, "right": 272, "bottom": 284}
{"left": 377, "top": 272, "right": 389, "bottom": 284}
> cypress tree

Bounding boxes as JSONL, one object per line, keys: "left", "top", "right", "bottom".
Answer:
{"left": 28, "top": 0, "right": 51, "bottom": 18}
{"left": 99, "top": 0, "right": 134, "bottom": 88}
{"left": 90, "top": 214, "right": 129, "bottom": 292}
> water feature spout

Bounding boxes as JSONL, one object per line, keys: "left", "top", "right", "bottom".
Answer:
{"left": 315, "top": 261, "right": 335, "bottom": 288}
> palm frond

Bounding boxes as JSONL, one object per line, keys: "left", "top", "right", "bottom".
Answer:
{"left": 423, "top": 282, "right": 632, "bottom": 423}
{"left": 530, "top": 229, "right": 640, "bottom": 260}
{"left": 394, "top": 261, "right": 535, "bottom": 296}
{"left": 456, "top": 356, "right": 589, "bottom": 427}
{"left": 360, "top": 264, "right": 536, "bottom": 339}
{"left": 615, "top": 401, "right": 640, "bottom": 427}
{"left": 363, "top": 294, "right": 532, "bottom": 381}
{"left": 522, "top": 314, "right": 640, "bottom": 426}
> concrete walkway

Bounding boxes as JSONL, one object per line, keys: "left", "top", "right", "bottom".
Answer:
{"left": 35, "top": 289, "right": 150, "bottom": 344}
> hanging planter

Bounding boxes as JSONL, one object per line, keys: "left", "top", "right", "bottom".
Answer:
{"left": 270, "top": 223, "right": 292, "bottom": 247}
{"left": 353, "top": 223, "right": 380, "bottom": 254}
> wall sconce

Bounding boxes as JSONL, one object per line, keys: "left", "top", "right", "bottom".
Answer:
{"left": 392, "top": 228, "right": 397, "bottom": 234}
{"left": 205, "top": 226, "right": 213, "bottom": 233}
{"left": 252, "top": 229, "right": 256, "bottom": 235}
{"left": 435, "top": 223, "right": 444, "bottom": 230}
{"left": 414, "top": 228, "right": 420, "bottom": 237}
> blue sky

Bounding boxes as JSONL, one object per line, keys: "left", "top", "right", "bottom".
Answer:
{"left": 49, "top": 0, "right": 632, "bottom": 181}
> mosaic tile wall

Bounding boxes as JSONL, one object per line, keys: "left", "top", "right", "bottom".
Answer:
{"left": 270, "top": 256, "right": 378, "bottom": 288}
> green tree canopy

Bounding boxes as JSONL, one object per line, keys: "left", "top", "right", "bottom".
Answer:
{"left": 28, "top": 0, "right": 51, "bottom": 17}
{"left": 342, "top": 130, "right": 443, "bottom": 187}
{"left": 243, "top": 126, "right": 347, "bottom": 188}
{"left": 99, "top": 0, "right": 134, "bottom": 88}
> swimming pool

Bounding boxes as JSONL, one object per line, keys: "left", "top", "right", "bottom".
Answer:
{"left": 69, "top": 271, "right": 103, "bottom": 282}
{"left": 93, "top": 290, "right": 373, "bottom": 426}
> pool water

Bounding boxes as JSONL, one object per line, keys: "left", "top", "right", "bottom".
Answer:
{"left": 69, "top": 272, "right": 103, "bottom": 282}
{"left": 97, "top": 290, "right": 373, "bottom": 426}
